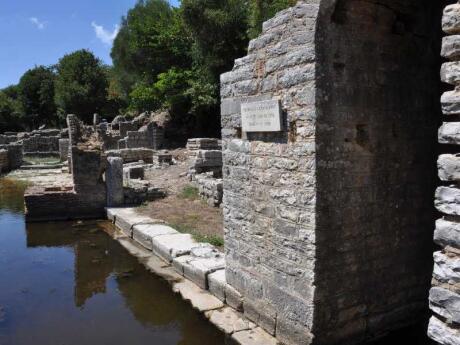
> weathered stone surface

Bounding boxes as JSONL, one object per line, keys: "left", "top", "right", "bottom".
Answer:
{"left": 442, "top": 91, "right": 460, "bottom": 115}
{"left": 107, "top": 207, "right": 157, "bottom": 237}
{"left": 173, "top": 280, "right": 224, "bottom": 312}
{"left": 243, "top": 300, "right": 277, "bottom": 336}
{"left": 132, "top": 224, "right": 177, "bottom": 250}
{"left": 118, "top": 237, "right": 152, "bottom": 259}
{"left": 433, "top": 251, "right": 460, "bottom": 284}
{"left": 442, "top": 35, "right": 460, "bottom": 60}
{"left": 143, "top": 255, "right": 183, "bottom": 283}
{"left": 442, "top": 62, "right": 460, "bottom": 86}
{"left": 435, "top": 187, "right": 460, "bottom": 216}
{"left": 231, "top": 327, "right": 278, "bottom": 345}
{"left": 106, "top": 157, "right": 124, "bottom": 207}
{"left": 428, "top": 316, "right": 460, "bottom": 345}
{"left": 439, "top": 154, "right": 460, "bottom": 181}
{"left": 205, "top": 307, "right": 256, "bottom": 335}
{"left": 439, "top": 122, "right": 460, "bottom": 145}
{"left": 430, "top": 287, "right": 460, "bottom": 324}
{"left": 173, "top": 255, "right": 225, "bottom": 289}
{"left": 208, "top": 269, "right": 227, "bottom": 302}
{"left": 435, "top": 218, "right": 460, "bottom": 249}
{"left": 444, "top": 4, "right": 460, "bottom": 34}
{"left": 226, "top": 283, "right": 244, "bottom": 312}
{"left": 151, "top": 233, "right": 209, "bottom": 262}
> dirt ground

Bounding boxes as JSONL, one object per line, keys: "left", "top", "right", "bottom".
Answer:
{"left": 138, "top": 149, "right": 224, "bottom": 247}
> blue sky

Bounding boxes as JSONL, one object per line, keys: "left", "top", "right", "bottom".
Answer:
{"left": 0, "top": 0, "right": 180, "bottom": 89}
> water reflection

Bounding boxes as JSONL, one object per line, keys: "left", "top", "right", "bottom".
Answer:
{"left": 0, "top": 178, "right": 225, "bottom": 345}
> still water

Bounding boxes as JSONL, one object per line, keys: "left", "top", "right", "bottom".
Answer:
{"left": 0, "top": 178, "right": 225, "bottom": 345}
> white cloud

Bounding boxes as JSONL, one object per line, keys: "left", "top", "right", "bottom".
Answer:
{"left": 91, "top": 22, "right": 120, "bottom": 45}
{"left": 29, "top": 17, "right": 46, "bottom": 30}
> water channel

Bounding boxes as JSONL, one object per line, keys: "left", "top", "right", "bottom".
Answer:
{"left": 0, "top": 178, "right": 225, "bottom": 345}
{"left": 0, "top": 176, "right": 434, "bottom": 345}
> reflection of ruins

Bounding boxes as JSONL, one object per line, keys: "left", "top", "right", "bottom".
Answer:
{"left": 24, "top": 221, "right": 223, "bottom": 344}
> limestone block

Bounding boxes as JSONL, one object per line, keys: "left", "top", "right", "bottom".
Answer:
{"left": 442, "top": 91, "right": 460, "bottom": 115}
{"left": 172, "top": 280, "right": 224, "bottom": 312}
{"left": 442, "top": 62, "right": 460, "bottom": 86}
{"left": 442, "top": 35, "right": 460, "bottom": 60}
{"left": 276, "top": 316, "right": 314, "bottom": 345}
{"left": 208, "top": 269, "right": 227, "bottom": 302}
{"left": 433, "top": 251, "right": 460, "bottom": 284}
{"left": 106, "top": 157, "right": 124, "bottom": 207}
{"left": 118, "top": 238, "right": 152, "bottom": 259}
{"left": 435, "top": 186, "right": 460, "bottom": 216}
{"left": 226, "top": 283, "right": 244, "bottom": 311}
{"left": 429, "top": 287, "right": 460, "bottom": 324}
{"left": 143, "top": 255, "right": 183, "bottom": 283}
{"left": 435, "top": 218, "right": 460, "bottom": 248}
{"left": 173, "top": 255, "right": 225, "bottom": 289}
{"left": 444, "top": 4, "right": 460, "bottom": 34}
{"left": 243, "top": 299, "right": 277, "bottom": 335}
{"left": 231, "top": 327, "right": 278, "bottom": 345}
{"left": 108, "top": 207, "right": 156, "bottom": 236}
{"left": 439, "top": 122, "right": 460, "bottom": 145}
{"left": 205, "top": 307, "right": 256, "bottom": 335}
{"left": 132, "top": 224, "right": 178, "bottom": 250}
{"left": 439, "top": 154, "right": 460, "bottom": 181}
{"left": 151, "top": 233, "right": 205, "bottom": 262}
{"left": 428, "top": 316, "right": 460, "bottom": 345}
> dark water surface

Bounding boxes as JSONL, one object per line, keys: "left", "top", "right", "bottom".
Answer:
{"left": 0, "top": 178, "right": 225, "bottom": 345}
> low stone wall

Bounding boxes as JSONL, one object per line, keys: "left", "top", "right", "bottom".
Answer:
{"left": 59, "top": 139, "right": 70, "bottom": 161}
{"left": 24, "top": 186, "right": 106, "bottom": 222}
{"left": 1, "top": 143, "right": 23, "bottom": 170}
{"left": 194, "top": 173, "right": 223, "bottom": 207}
{"left": 22, "top": 134, "right": 60, "bottom": 153}
{"left": 187, "top": 138, "right": 221, "bottom": 151}
{"left": 106, "top": 148, "right": 154, "bottom": 164}
{"left": 189, "top": 150, "right": 223, "bottom": 178}
{"left": 0, "top": 149, "right": 8, "bottom": 173}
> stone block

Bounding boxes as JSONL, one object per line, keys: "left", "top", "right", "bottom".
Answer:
{"left": 435, "top": 186, "right": 460, "bottom": 216}
{"left": 442, "top": 91, "right": 460, "bottom": 115}
{"left": 442, "top": 62, "right": 460, "bottom": 86}
{"left": 430, "top": 287, "right": 460, "bottom": 323}
{"left": 428, "top": 316, "right": 460, "bottom": 345}
{"left": 442, "top": 35, "right": 460, "bottom": 60}
{"left": 243, "top": 300, "right": 277, "bottom": 335}
{"left": 439, "top": 122, "right": 460, "bottom": 145}
{"left": 444, "top": 4, "right": 460, "bottom": 34}
{"left": 435, "top": 218, "right": 460, "bottom": 248}
{"left": 108, "top": 207, "right": 156, "bottom": 237}
{"left": 151, "top": 233, "right": 201, "bottom": 262}
{"left": 231, "top": 327, "right": 278, "bottom": 345}
{"left": 143, "top": 255, "right": 183, "bottom": 282}
{"left": 132, "top": 224, "right": 178, "bottom": 250}
{"left": 208, "top": 269, "right": 227, "bottom": 302}
{"left": 173, "top": 255, "right": 225, "bottom": 289}
{"left": 173, "top": 280, "right": 224, "bottom": 312}
{"left": 439, "top": 154, "right": 460, "bottom": 181}
{"left": 433, "top": 251, "right": 460, "bottom": 284}
{"left": 226, "top": 283, "right": 244, "bottom": 311}
{"left": 205, "top": 307, "right": 256, "bottom": 335}
{"left": 276, "top": 316, "right": 314, "bottom": 345}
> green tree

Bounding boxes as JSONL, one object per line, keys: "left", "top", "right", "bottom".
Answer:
{"left": 111, "top": 0, "right": 192, "bottom": 95}
{"left": 248, "top": 0, "right": 297, "bottom": 38}
{"left": 0, "top": 90, "right": 22, "bottom": 132}
{"left": 55, "top": 50, "right": 109, "bottom": 123}
{"left": 18, "top": 66, "right": 57, "bottom": 128}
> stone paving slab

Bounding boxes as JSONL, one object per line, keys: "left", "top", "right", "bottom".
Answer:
{"left": 173, "top": 255, "right": 225, "bottom": 289}
{"left": 107, "top": 207, "right": 162, "bottom": 237}
{"left": 152, "top": 233, "right": 207, "bottom": 262}
{"left": 133, "top": 224, "right": 178, "bottom": 250}
{"left": 208, "top": 269, "right": 227, "bottom": 302}
{"left": 231, "top": 327, "right": 279, "bottom": 345}
{"left": 205, "top": 307, "right": 256, "bottom": 335}
{"left": 173, "top": 280, "right": 224, "bottom": 312}
{"left": 142, "top": 255, "right": 183, "bottom": 283}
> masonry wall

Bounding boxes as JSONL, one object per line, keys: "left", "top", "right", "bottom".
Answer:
{"left": 221, "top": 1, "right": 442, "bottom": 344}
{"left": 428, "top": 2, "right": 460, "bottom": 344}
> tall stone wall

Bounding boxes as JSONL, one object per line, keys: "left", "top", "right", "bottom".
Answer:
{"left": 221, "top": 1, "right": 441, "bottom": 344}
{"left": 429, "top": 3, "right": 460, "bottom": 344}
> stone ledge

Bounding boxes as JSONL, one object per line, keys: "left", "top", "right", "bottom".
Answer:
{"left": 444, "top": 4, "right": 460, "bottom": 35}
{"left": 435, "top": 186, "right": 460, "bottom": 216}
{"left": 428, "top": 316, "right": 460, "bottom": 345}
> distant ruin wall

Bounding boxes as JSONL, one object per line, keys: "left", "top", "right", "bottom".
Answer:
{"left": 22, "top": 134, "right": 59, "bottom": 154}
{"left": 428, "top": 4, "right": 460, "bottom": 344}
{"left": 0, "top": 149, "right": 8, "bottom": 173}
{"left": 221, "top": 1, "right": 440, "bottom": 344}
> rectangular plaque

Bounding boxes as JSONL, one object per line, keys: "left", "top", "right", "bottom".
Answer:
{"left": 241, "top": 100, "right": 282, "bottom": 132}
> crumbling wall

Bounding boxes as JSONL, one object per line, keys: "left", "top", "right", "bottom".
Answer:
{"left": 106, "top": 148, "right": 154, "bottom": 164}
{"left": 429, "top": 3, "right": 460, "bottom": 344}
{"left": 59, "top": 139, "right": 70, "bottom": 162}
{"left": 22, "top": 134, "right": 60, "bottom": 154}
{"left": 221, "top": 1, "right": 441, "bottom": 344}
{"left": 194, "top": 173, "right": 223, "bottom": 207}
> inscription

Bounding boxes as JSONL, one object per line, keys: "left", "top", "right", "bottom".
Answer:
{"left": 241, "top": 100, "right": 282, "bottom": 132}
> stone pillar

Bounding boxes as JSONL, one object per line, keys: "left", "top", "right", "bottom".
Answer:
{"left": 221, "top": 1, "right": 440, "bottom": 345}
{"left": 428, "top": 3, "right": 460, "bottom": 344}
{"left": 59, "top": 139, "right": 70, "bottom": 162}
{"left": 106, "top": 157, "right": 124, "bottom": 207}
{"left": 93, "top": 113, "right": 100, "bottom": 127}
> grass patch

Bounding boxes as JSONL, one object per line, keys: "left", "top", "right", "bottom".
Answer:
{"left": 178, "top": 185, "right": 199, "bottom": 200}
{"left": 170, "top": 222, "right": 224, "bottom": 248}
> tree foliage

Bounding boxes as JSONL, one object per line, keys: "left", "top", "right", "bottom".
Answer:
{"left": 248, "top": 0, "right": 298, "bottom": 38}
{"left": 55, "top": 50, "right": 109, "bottom": 123}
{"left": 18, "top": 66, "right": 57, "bottom": 127}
